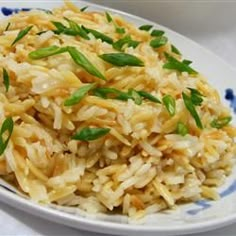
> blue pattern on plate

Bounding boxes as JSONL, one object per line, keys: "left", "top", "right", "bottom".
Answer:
{"left": 225, "top": 88, "right": 236, "bottom": 113}
{"left": 187, "top": 200, "right": 211, "bottom": 215}
{"left": 1, "top": 7, "right": 31, "bottom": 16}
{"left": 187, "top": 180, "right": 236, "bottom": 215}
{"left": 1, "top": 7, "right": 52, "bottom": 16}
{"left": 220, "top": 179, "right": 236, "bottom": 198}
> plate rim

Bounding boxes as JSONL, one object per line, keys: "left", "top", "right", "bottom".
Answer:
{"left": 0, "top": 0, "right": 236, "bottom": 235}
{"left": 1, "top": 186, "right": 236, "bottom": 236}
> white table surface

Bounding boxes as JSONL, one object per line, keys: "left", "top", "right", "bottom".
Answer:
{"left": 1, "top": 1, "right": 236, "bottom": 236}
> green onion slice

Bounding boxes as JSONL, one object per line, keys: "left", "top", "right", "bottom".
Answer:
{"left": 0, "top": 117, "right": 14, "bottom": 155}
{"left": 182, "top": 92, "right": 203, "bottom": 129}
{"left": 93, "top": 87, "right": 131, "bottom": 101}
{"left": 105, "top": 12, "right": 113, "bottom": 23}
{"left": 12, "top": 25, "right": 33, "bottom": 46}
{"left": 128, "top": 89, "right": 142, "bottom": 105}
{"left": 67, "top": 46, "right": 106, "bottom": 81}
{"left": 113, "top": 35, "right": 139, "bottom": 51}
{"left": 176, "top": 122, "right": 188, "bottom": 136}
{"left": 80, "top": 6, "right": 88, "bottom": 12}
{"left": 151, "top": 29, "right": 165, "bottom": 37}
{"left": 137, "top": 91, "right": 161, "bottom": 103}
{"left": 82, "top": 26, "right": 113, "bottom": 44}
{"left": 171, "top": 44, "right": 181, "bottom": 55}
{"left": 5, "top": 22, "right": 11, "bottom": 31}
{"left": 139, "top": 24, "right": 153, "bottom": 31}
{"left": 72, "top": 127, "right": 110, "bottom": 141}
{"left": 3, "top": 68, "right": 10, "bottom": 92}
{"left": 163, "top": 53, "right": 198, "bottom": 74}
{"left": 162, "top": 95, "right": 176, "bottom": 116}
{"left": 29, "top": 46, "right": 67, "bottom": 59}
{"left": 64, "top": 83, "right": 96, "bottom": 106}
{"left": 211, "top": 116, "right": 232, "bottom": 129}
{"left": 150, "top": 36, "right": 168, "bottom": 48}
{"left": 188, "top": 88, "right": 204, "bottom": 106}
{"left": 99, "top": 53, "right": 144, "bottom": 67}
{"left": 182, "top": 59, "right": 192, "bottom": 65}
{"left": 105, "top": 12, "right": 125, "bottom": 34}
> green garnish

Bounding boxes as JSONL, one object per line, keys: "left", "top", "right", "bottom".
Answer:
{"left": 162, "top": 95, "right": 176, "bottom": 116}
{"left": 151, "top": 29, "right": 165, "bottom": 37}
{"left": 128, "top": 40, "right": 140, "bottom": 49}
{"left": 183, "top": 59, "right": 192, "bottom": 65}
{"left": 105, "top": 12, "right": 113, "bottom": 23}
{"left": 210, "top": 116, "right": 232, "bottom": 129}
{"left": 99, "top": 53, "right": 144, "bottom": 67}
{"left": 139, "top": 24, "right": 153, "bottom": 31}
{"left": 64, "top": 18, "right": 89, "bottom": 39}
{"left": 150, "top": 36, "right": 168, "bottom": 48}
{"left": 129, "top": 89, "right": 142, "bottom": 105}
{"left": 93, "top": 87, "right": 162, "bottom": 105}
{"left": 29, "top": 46, "right": 106, "bottom": 80}
{"left": 3, "top": 68, "right": 10, "bottom": 92}
{"left": 67, "top": 46, "right": 106, "bottom": 81}
{"left": 92, "top": 87, "right": 139, "bottom": 104}
{"left": 36, "top": 30, "right": 48, "bottom": 35}
{"left": 52, "top": 20, "right": 89, "bottom": 39}
{"left": 64, "top": 83, "right": 96, "bottom": 106}
{"left": 11, "top": 25, "right": 33, "bottom": 46}
{"left": 176, "top": 122, "right": 188, "bottom": 136}
{"left": 137, "top": 91, "right": 161, "bottom": 103}
{"left": 116, "top": 27, "right": 125, "bottom": 34}
{"left": 29, "top": 46, "right": 67, "bottom": 59}
{"left": 93, "top": 87, "right": 132, "bottom": 101}
{"left": 113, "top": 35, "right": 139, "bottom": 51}
{"left": 72, "top": 127, "right": 110, "bottom": 141}
{"left": 182, "top": 92, "right": 203, "bottom": 129}
{"left": 92, "top": 87, "right": 116, "bottom": 99}
{"left": 171, "top": 44, "right": 181, "bottom": 55}
{"left": 80, "top": 6, "right": 88, "bottom": 12}
{"left": 163, "top": 53, "right": 198, "bottom": 74}
{"left": 51, "top": 21, "right": 68, "bottom": 34}
{"left": 0, "top": 117, "right": 14, "bottom": 155}
{"left": 5, "top": 22, "right": 11, "bottom": 31}
{"left": 188, "top": 88, "right": 204, "bottom": 106}
{"left": 105, "top": 12, "right": 125, "bottom": 34}
{"left": 82, "top": 26, "right": 113, "bottom": 44}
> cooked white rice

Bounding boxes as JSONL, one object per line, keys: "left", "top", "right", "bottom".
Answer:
{"left": 0, "top": 1, "right": 235, "bottom": 219}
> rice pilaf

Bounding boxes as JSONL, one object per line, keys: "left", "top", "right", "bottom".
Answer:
{"left": 0, "top": 1, "right": 235, "bottom": 219}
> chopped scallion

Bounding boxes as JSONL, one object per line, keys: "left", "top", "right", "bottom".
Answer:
{"left": 182, "top": 92, "right": 203, "bottom": 129}
{"left": 150, "top": 36, "right": 168, "bottom": 48}
{"left": 99, "top": 53, "right": 144, "bottom": 67}
{"left": 72, "top": 127, "right": 110, "bottom": 141}
{"left": 163, "top": 53, "right": 198, "bottom": 74}
{"left": 64, "top": 83, "right": 96, "bottom": 106}
{"left": 176, "top": 122, "right": 188, "bottom": 136}
{"left": 211, "top": 116, "right": 232, "bottom": 129}
{"left": 3, "top": 68, "right": 10, "bottom": 92}
{"left": 171, "top": 44, "right": 181, "bottom": 55}
{"left": 139, "top": 24, "right": 153, "bottom": 31}
{"left": 11, "top": 25, "right": 33, "bottom": 46}
{"left": 0, "top": 117, "right": 14, "bottom": 155}
{"left": 162, "top": 95, "right": 176, "bottom": 116}
{"left": 67, "top": 46, "right": 106, "bottom": 81}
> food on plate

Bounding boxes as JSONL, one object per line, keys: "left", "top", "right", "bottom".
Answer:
{"left": 0, "top": 1, "right": 235, "bottom": 219}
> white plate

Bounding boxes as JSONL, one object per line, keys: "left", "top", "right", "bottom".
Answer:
{"left": 0, "top": 1, "right": 236, "bottom": 236}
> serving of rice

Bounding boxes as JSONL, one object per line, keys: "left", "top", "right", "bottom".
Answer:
{"left": 0, "top": 1, "right": 235, "bottom": 220}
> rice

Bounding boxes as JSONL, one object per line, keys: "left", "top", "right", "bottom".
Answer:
{"left": 0, "top": 1, "right": 235, "bottom": 220}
